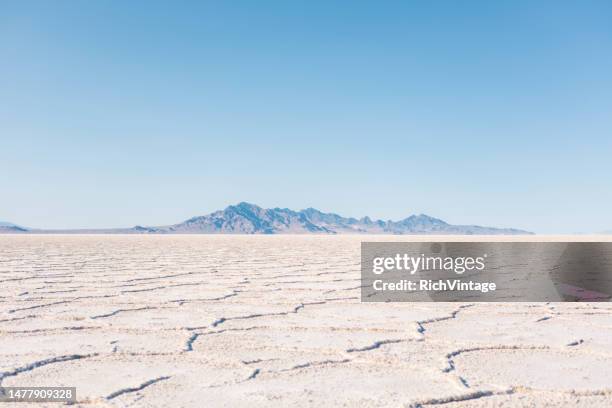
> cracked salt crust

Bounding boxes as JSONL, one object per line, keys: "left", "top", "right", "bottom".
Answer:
{"left": 0, "top": 235, "right": 611, "bottom": 407}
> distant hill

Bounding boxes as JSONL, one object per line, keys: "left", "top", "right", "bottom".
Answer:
{"left": 1, "top": 203, "right": 532, "bottom": 234}
{"left": 132, "top": 202, "right": 531, "bottom": 235}
{"left": 0, "top": 221, "right": 28, "bottom": 233}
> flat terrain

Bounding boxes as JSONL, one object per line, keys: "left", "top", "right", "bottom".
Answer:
{"left": 1, "top": 235, "right": 611, "bottom": 407}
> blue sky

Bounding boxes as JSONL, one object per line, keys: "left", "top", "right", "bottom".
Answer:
{"left": 1, "top": 1, "right": 611, "bottom": 233}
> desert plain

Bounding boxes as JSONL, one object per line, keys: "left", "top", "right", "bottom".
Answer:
{"left": 1, "top": 235, "right": 612, "bottom": 407}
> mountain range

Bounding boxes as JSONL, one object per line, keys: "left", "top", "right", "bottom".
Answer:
{"left": 1, "top": 202, "right": 532, "bottom": 234}
{"left": 0, "top": 222, "right": 28, "bottom": 233}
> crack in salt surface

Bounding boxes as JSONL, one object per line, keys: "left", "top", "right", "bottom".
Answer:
{"left": 0, "top": 314, "right": 37, "bottom": 323}
{"left": 2, "top": 325, "right": 99, "bottom": 334}
{"left": 442, "top": 345, "right": 551, "bottom": 373}
{"left": 106, "top": 376, "right": 171, "bottom": 400}
{"left": 242, "top": 368, "right": 261, "bottom": 382}
{"left": 90, "top": 306, "right": 155, "bottom": 319}
{"left": 183, "top": 332, "right": 200, "bottom": 352}
{"left": 8, "top": 300, "right": 71, "bottom": 314}
{"left": 123, "top": 271, "right": 201, "bottom": 282}
{"left": 408, "top": 386, "right": 612, "bottom": 407}
{"left": 417, "top": 304, "right": 474, "bottom": 335}
{"left": 346, "top": 339, "right": 405, "bottom": 353}
{"left": 242, "top": 358, "right": 274, "bottom": 365}
{"left": 0, "top": 354, "right": 96, "bottom": 386}
{"left": 406, "top": 388, "right": 515, "bottom": 407}
{"left": 170, "top": 290, "right": 239, "bottom": 306}
{"left": 121, "top": 282, "right": 204, "bottom": 294}
{"left": 281, "top": 358, "right": 351, "bottom": 372}
{"left": 233, "top": 358, "right": 353, "bottom": 384}
{"left": 211, "top": 301, "right": 325, "bottom": 328}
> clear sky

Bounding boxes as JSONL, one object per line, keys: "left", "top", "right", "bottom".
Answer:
{"left": 1, "top": 1, "right": 611, "bottom": 233}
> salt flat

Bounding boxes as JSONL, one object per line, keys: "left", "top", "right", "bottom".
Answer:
{"left": 1, "top": 235, "right": 611, "bottom": 407}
